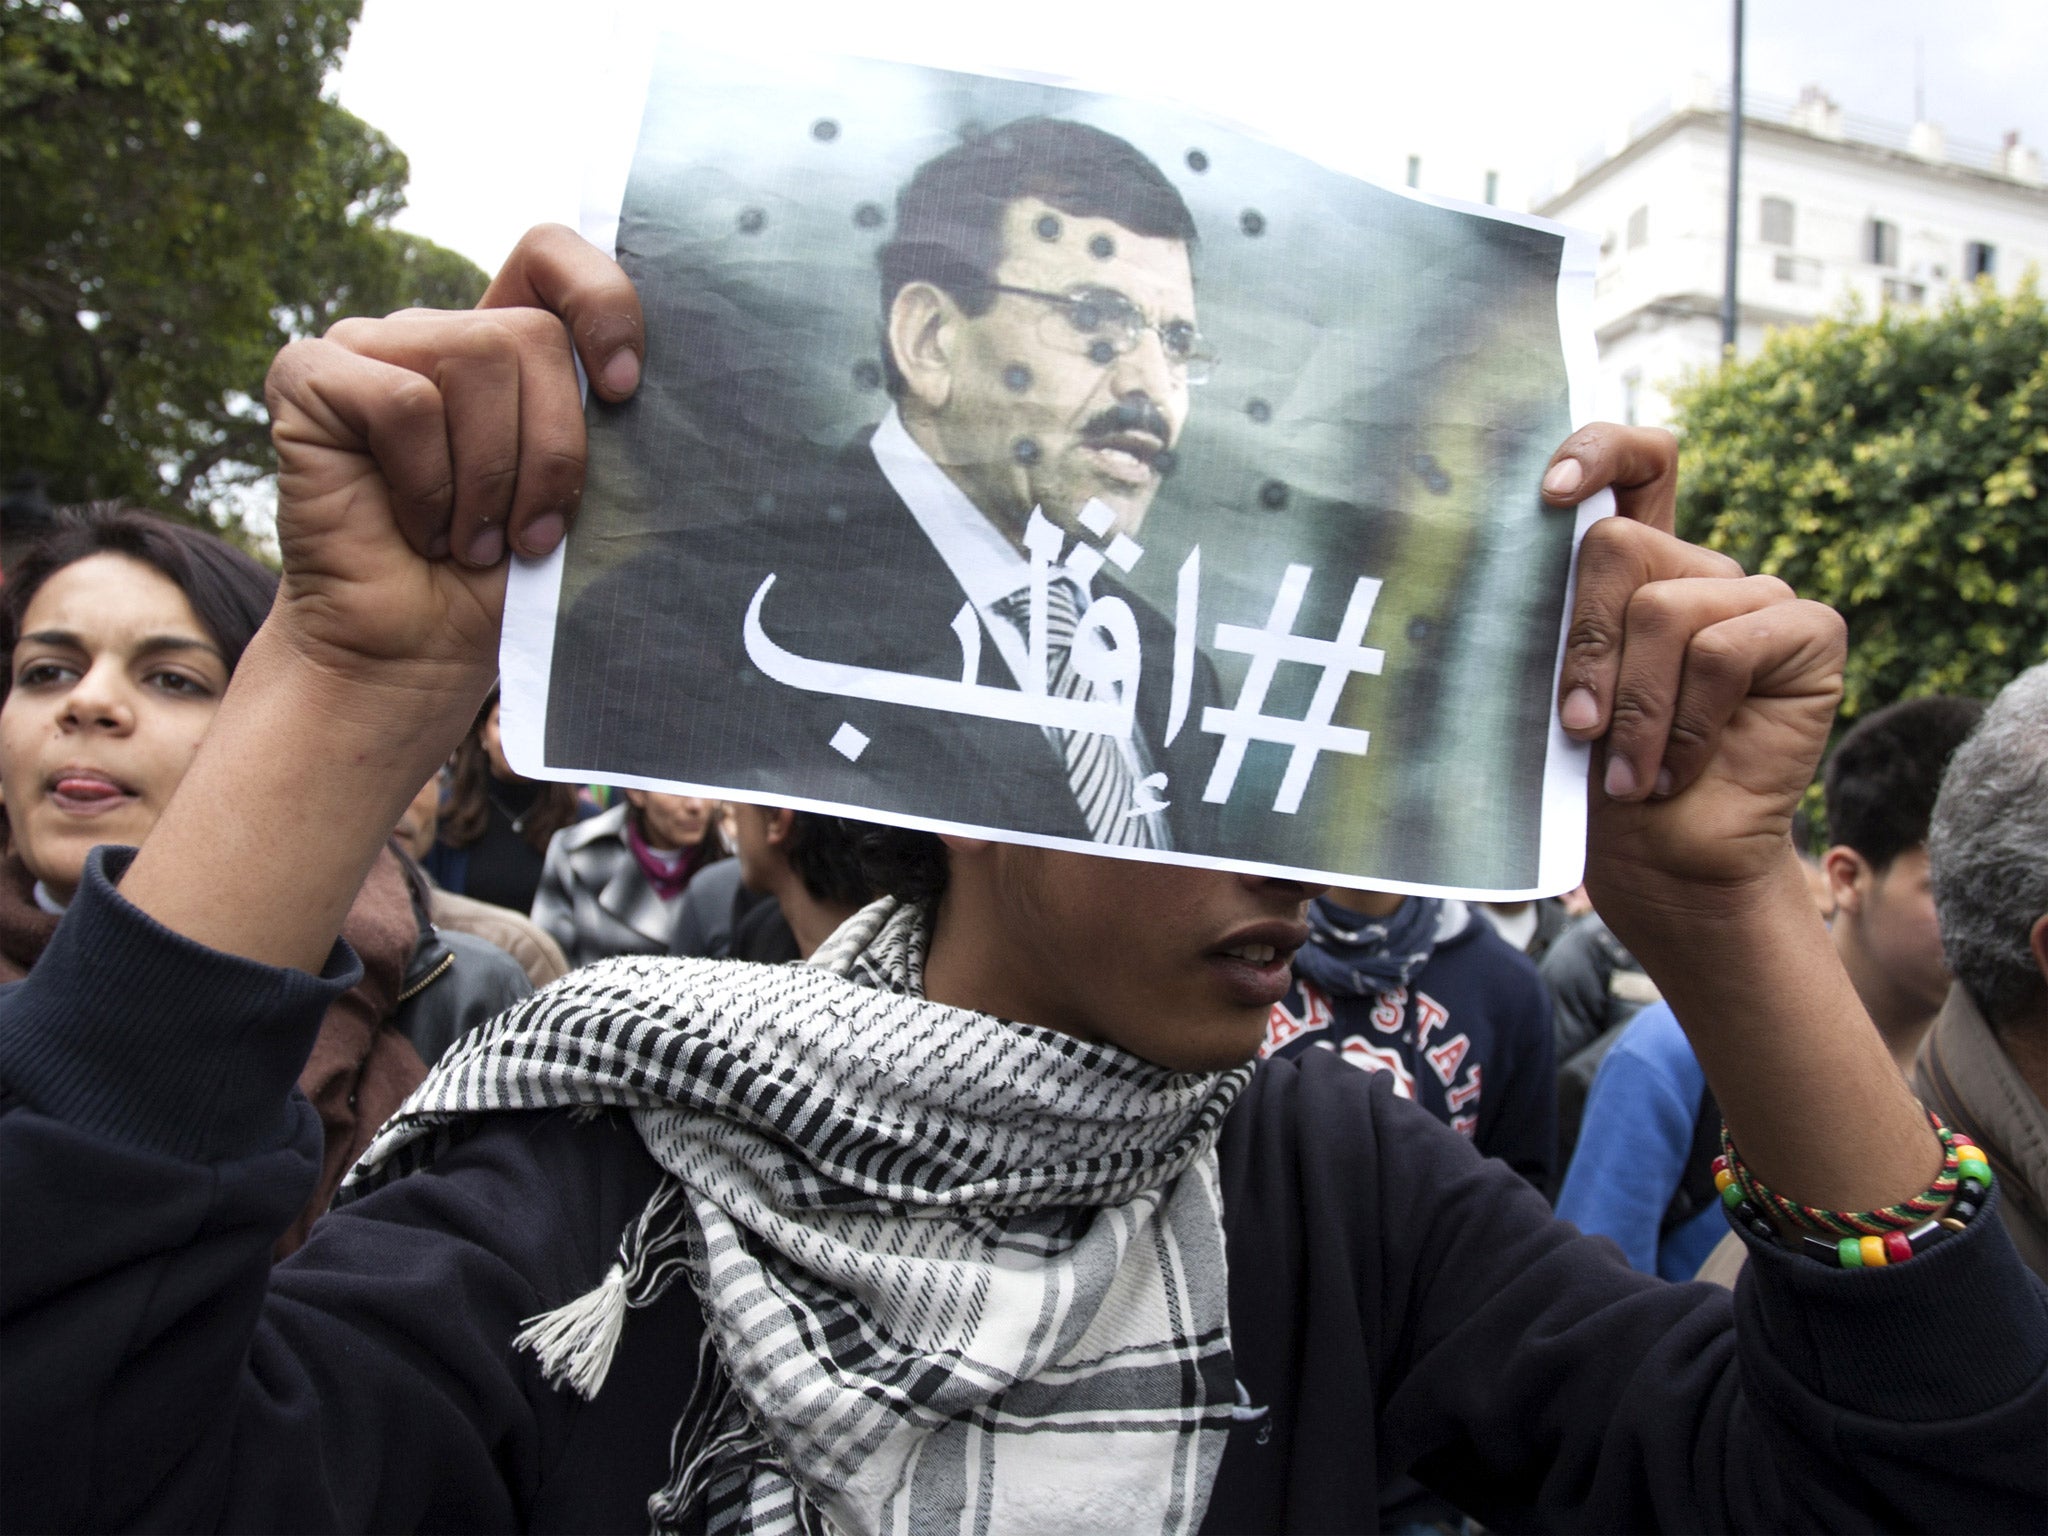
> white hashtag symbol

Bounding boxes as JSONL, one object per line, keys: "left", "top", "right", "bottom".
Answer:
{"left": 1200, "top": 566, "right": 1385, "bottom": 814}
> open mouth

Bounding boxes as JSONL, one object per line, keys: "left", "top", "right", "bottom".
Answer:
{"left": 1207, "top": 921, "right": 1310, "bottom": 1007}
{"left": 1081, "top": 432, "right": 1165, "bottom": 484}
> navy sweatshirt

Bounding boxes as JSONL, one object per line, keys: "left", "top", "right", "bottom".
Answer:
{"left": 1262, "top": 906, "right": 1557, "bottom": 1192}
{"left": 2, "top": 850, "right": 2045, "bottom": 1533}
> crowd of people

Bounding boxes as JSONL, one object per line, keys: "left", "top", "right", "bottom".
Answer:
{"left": 1, "top": 210, "right": 2043, "bottom": 1535}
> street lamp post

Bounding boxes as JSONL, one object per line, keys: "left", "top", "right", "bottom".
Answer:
{"left": 1721, "top": 0, "right": 1746, "bottom": 354}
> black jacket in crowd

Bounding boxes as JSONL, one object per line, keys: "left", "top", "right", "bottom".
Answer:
{"left": 2, "top": 849, "right": 2044, "bottom": 1533}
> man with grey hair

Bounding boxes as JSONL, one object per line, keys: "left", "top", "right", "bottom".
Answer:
{"left": 1917, "top": 662, "right": 2048, "bottom": 1278}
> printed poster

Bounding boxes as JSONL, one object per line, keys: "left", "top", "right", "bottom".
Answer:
{"left": 502, "top": 40, "right": 1607, "bottom": 897}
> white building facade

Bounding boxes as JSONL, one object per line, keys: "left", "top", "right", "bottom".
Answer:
{"left": 1534, "top": 83, "right": 2048, "bottom": 428}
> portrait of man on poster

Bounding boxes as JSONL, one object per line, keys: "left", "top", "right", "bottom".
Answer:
{"left": 553, "top": 116, "right": 1229, "bottom": 852}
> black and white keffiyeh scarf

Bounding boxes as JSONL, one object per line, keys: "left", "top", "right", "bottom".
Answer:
{"left": 345, "top": 897, "right": 1249, "bottom": 1535}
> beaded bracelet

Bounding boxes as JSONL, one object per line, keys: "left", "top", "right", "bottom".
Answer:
{"left": 1713, "top": 1108, "right": 1994, "bottom": 1265}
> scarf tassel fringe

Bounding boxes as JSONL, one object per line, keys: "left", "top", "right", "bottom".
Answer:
{"left": 514, "top": 1180, "right": 689, "bottom": 1401}
{"left": 650, "top": 1328, "right": 829, "bottom": 1535}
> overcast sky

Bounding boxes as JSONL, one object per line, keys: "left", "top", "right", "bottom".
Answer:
{"left": 334, "top": 0, "right": 2048, "bottom": 277}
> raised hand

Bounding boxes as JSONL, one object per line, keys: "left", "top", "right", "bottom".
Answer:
{"left": 1537, "top": 428, "right": 1932, "bottom": 1215}
{"left": 262, "top": 225, "right": 643, "bottom": 719}
{"left": 119, "top": 228, "right": 640, "bottom": 972}
{"left": 1540, "top": 426, "right": 1846, "bottom": 915}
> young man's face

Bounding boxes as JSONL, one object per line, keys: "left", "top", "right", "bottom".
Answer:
{"left": 724, "top": 802, "right": 778, "bottom": 894}
{"left": 903, "top": 196, "right": 1198, "bottom": 545}
{"left": 1855, "top": 844, "right": 1952, "bottom": 1016}
{"left": 930, "top": 843, "right": 1320, "bottom": 1073}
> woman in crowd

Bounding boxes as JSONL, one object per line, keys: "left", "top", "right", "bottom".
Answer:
{"left": 0, "top": 504, "right": 426, "bottom": 1255}
{"left": 531, "top": 788, "right": 725, "bottom": 966}
{"left": 424, "top": 689, "right": 581, "bottom": 915}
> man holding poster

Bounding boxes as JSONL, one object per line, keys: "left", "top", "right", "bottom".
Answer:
{"left": 8, "top": 39, "right": 2039, "bottom": 1536}
{"left": 2, "top": 219, "right": 2043, "bottom": 1536}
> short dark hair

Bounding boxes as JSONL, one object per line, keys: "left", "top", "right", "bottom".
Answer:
{"left": 858, "top": 825, "right": 950, "bottom": 905}
{"left": 878, "top": 117, "right": 1198, "bottom": 396}
{"left": 1, "top": 503, "right": 277, "bottom": 702}
{"left": 1824, "top": 695, "right": 1987, "bottom": 870}
{"left": 784, "top": 813, "right": 881, "bottom": 908}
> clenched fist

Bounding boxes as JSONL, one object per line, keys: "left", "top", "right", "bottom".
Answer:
{"left": 262, "top": 225, "right": 643, "bottom": 722}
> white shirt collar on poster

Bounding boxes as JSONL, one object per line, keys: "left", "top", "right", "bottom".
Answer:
{"left": 867, "top": 405, "right": 1081, "bottom": 690}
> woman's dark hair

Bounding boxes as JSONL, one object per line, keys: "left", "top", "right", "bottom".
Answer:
{"left": 438, "top": 688, "right": 580, "bottom": 855}
{"left": 1, "top": 502, "right": 278, "bottom": 701}
{"left": 857, "top": 824, "right": 950, "bottom": 904}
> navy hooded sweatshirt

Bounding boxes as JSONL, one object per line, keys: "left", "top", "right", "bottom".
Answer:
{"left": 1263, "top": 899, "right": 1557, "bottom": 1192}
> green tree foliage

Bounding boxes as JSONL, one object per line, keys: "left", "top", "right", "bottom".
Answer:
{"left": 1, "top": 0, "right": 487, "bottom": 530}
{"left": 1673, "top": 281, "right": 2047, "bottom": 726}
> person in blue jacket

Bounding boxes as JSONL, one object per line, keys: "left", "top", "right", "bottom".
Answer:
{"left": 1556, "top": 1000, "right": 1726, "bottom": 1279}
{"left": 1, "top": 227, "right": 2042, "bottom": 1536}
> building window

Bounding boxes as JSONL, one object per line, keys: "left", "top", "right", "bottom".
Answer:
{"left": 1966, "top": 241, "right": 1997, "bottom": 279}
{"left": 1774, "top": 254, "right": 1822, "bottom": 287}
{"left": 1867, "top": 218, "right": 1900, "bottom": 267}
{"left": 1626, "top": 205, "right": 1649, "bottom": 248}
{"left": 1759, "top": 196, "right": 1795, "bottom": 246}
{"left": 1484, "top": 169, "right": 1499, "bottom": 206}
{"left": 1882, "top": 277, "right": 1926, "bottom": 306}
{"left": 1406, "top": 154, "right": 1421, "bottom": 189}
{"left": 1622, "top": 371, "right": 1641, "bottom": 428}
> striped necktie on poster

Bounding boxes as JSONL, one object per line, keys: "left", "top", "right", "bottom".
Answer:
{"left": 990, "top": 579, "right": 1162, "bottom": 849}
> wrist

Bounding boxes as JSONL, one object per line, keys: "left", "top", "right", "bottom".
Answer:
{"left": 1595, "top": 845, "right": 1815, "bottom": 993}
{"left": 248, "top": 617, "right": 491, "bottom": 761}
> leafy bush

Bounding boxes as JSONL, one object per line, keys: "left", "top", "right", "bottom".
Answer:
{"left": 1672, "top": 280, "right": 2046, "bottom": 725}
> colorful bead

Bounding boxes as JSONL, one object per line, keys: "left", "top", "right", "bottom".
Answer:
{"left": 1719, "top": 1109, "right": 1987, "bottom": 1268}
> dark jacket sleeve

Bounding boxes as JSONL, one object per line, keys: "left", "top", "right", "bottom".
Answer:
{"left": 1214, "top": 1051, "right": 2048, "bottom": 1534}
{"left": 0, "top": 848, "right": 679, "bottom": 1533}
{"left": 1370, "top": 1064, "right": 2048, "bottom": 1532}
{"left": 1537, "top": 915, "right": 1614, "bottom": 1061}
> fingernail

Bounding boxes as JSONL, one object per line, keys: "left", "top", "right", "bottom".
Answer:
{"left": 1653, "top": 766, "right": 1674, "bottom": 798}
{"left": 523, "top": 512, "right": 566, "bottom": 555}
{"left": 599, "top": 349, "right": 640, "bottom": 397}
{"left": 1604, "top": 755, "right": 1638, "bottom": 798}
{"left": 466, "top": 524, "right": 505, "bottom": 566}
{"left": 1542, "top": 458, "right": 1583, "bottom": 498}
{"left": 1561, "top": 687, "right": 1599, "bottom": 732}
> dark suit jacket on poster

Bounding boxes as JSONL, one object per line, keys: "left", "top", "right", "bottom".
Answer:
{"left": 546, "top": 437, "right": 1224, "bottom": 852}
